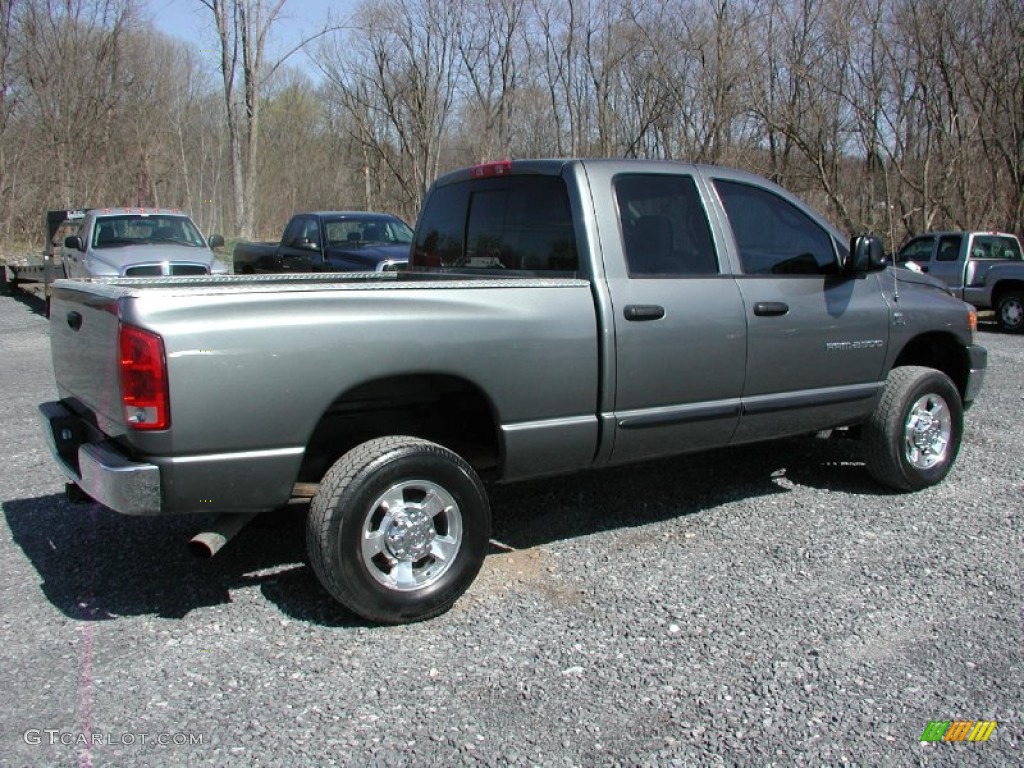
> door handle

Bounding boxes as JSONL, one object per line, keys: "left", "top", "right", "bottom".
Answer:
{"left": 624, "top": 304, "right": 665, "bottom": 321}
{"left": 753, "top": 301, "right": 789, "bottom": 316}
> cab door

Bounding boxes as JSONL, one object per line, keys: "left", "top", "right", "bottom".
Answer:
{"left": 708, "top": 176, "right": 890, "bottom": 443}
{"left": 591, "top": 166, "right": 747, "bottom": 466}
{"left": 277, "top": 216, "right": 321, "bottom": 272}
{"left": 61, "top": 220, "right": 90, "bottom": 279}
{"left": 896, "top": 235, "right": 937, "bottom": 273}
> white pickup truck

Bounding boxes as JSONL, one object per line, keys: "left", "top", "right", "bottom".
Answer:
{"left": 61, "top": 208, "right": 228, "bottom": 279}
{"left": 896, "top": 231, "right": 1024, "bottom": 332}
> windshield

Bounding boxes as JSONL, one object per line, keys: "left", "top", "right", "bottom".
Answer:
{"left": 91, "top": 214, "right": 206, "bottom": 249}
{"left": 323, "top": 216, "right": 414, "bottom": 247}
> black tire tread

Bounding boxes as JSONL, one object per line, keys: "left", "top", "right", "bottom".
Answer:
{"left": 996, "top": 291, "right": 1024, "bottom": 333}
{"left": 862, "top": 366, "right": 962, "bottom": 491}
{"left": 306, "top": 436, "right": 487, "bottom": 624}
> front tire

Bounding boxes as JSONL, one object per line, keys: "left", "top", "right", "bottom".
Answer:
{"left": 862, "top": 366, "right": 963, "bottom": 491}
{"left": 996, "top": 291, "right": 1024, "bottom": 333}
{"left": 307, "top": 436, "right": 490, "bottom": 624}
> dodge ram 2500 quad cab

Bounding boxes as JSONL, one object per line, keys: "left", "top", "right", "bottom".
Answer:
{"left": 61, "top": 208, "right": 227, "bottom": 278}
{"left": 40, "top": 159, "right": 987, "bottom": 623}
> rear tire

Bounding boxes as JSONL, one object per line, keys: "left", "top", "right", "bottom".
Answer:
{"left": 862, "top": 366, "right": 963, "bottom": 491}
{"left": 996, "top": 291, "right": 1024, "bottom": 333}
{"left": 307, "top": 436, "right": 490, "bottom": 624}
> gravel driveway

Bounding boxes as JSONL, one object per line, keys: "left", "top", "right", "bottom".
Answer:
{"left": 0, "top": 288, "right": 1020, "bottom": 766}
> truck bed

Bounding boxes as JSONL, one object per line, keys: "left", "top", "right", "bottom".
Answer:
{"left": 47, "top": 271, "right": 599, "bottom": 514}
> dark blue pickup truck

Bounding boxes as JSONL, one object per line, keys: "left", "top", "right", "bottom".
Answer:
{"left": 233, "top": 211, "right": 412, "bottom": 274}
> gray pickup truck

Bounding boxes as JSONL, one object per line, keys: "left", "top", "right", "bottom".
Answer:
{"left": 896, "top": 230, "right": 1024, "bottom": 332}
{"left": 39, "top": 159, "right": 987, "bottom": 624}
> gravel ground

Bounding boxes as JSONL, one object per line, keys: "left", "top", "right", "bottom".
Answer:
{"left": 0, "top": 287, "right": 1020, "bottom": 767}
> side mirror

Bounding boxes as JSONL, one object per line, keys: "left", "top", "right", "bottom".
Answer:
{"left": 289, "top": 237, "right": 319, "bottom": 252}
{"left": 847, "top": 234, "right": 887, "bottom": 273}
{"left": 208, "top": 234, "right": 225, "bottom": 249}
{"left": 64, "top": 235, "right": 84, "bottom": 252}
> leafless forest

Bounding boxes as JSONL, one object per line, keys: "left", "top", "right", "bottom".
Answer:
{"left": 0, "top": 0, "right": 1021, "bottom": 250}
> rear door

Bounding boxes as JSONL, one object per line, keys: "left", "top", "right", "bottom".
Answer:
{"left": 708, "top": 174, "right": 890, "bottom": 442}
{"left": 585, "top": 163, "right": 747, "bottom": 465}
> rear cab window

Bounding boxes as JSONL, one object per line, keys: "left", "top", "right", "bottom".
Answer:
{"left": 410, "top": 175, "right": 579, "bottom": 274}
{"left": 970, "top": 234, "right": 1023, "bottom": 260}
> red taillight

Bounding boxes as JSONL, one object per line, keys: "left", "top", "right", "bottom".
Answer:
{"left": 471, "top": 160, "right": 513, "bottom": 178}
{"left": 119, "top": 323, "right": 169, "bottom": 430}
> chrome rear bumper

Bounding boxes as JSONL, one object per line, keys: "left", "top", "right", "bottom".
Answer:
{"left": 38, "top": 401, "right": 161, "bottom": 515}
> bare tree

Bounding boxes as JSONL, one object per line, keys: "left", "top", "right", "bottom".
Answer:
{"left": 199, "top": 0, "right": 286, "bottom": 238}
{"left": 9, "top": 0, "right": 144, "bottom": 223}
{"left": 456, "top": 0, "right": 527, "bottom": 160}
{"left": 3, "top": 0, "right": 1023, "bottom": 252}
{"left": 943, "top": 0, "right": 1024, "bottom": 233}
{"left": 0, "top": 0, "right": 18, "bottom": 239}
{"left": 530, "top": 0, "right": 600, "bottom": 156}
{"left": 321, "top": 0, "right": 463, "bottom": 215}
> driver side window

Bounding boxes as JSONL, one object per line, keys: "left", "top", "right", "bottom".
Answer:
{"left": 714, "top": 179, "right": 837, "bottom": 275}
{"left": 283, "top": 218, "right": 306, "bottom": 246}
{"left": 898, "top": 237, "right": 936, "bottom": 263}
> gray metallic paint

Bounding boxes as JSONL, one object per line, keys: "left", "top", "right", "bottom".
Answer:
{"left": 42, "top": 159, "right": 987, "bottom": 516}
{"left": 49, "top": 275, "right": 600, "bottom": 512}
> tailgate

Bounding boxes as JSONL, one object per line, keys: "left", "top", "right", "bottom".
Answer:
{"left": 49, "top": 283, "right": 127, "bottom": 436}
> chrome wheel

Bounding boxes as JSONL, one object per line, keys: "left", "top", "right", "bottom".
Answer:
{"left": 308, "top": 437, "right": 490, "bottom": 623}
{"left": 998, "top": 293, "right": 1024, "bottom": 332}
{"left": 361, "top": 480, "right": 463, "bottom": 592}
{"left": 903, "top": 393, "right": 951, "bottom": 470}
{"left": 864, "top": 366, "right": 963, "bottom": 491}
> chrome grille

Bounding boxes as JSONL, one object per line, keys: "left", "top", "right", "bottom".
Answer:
{"left": 124, "top": 264, "right": 210, "bottom": 277}
{"left": 170, "top": 265, "right": 208, "bottom": 276}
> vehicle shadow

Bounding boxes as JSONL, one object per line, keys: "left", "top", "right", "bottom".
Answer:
{"left": 2, "top": 494, "right": 362, "bottom": 627}
{"left": 0, "top": 284, "right": 48, "bottom": 317}
{"left": 977, "top": 318, "right": 1013, "bottom": 335}
{"left": 4, "top": 436, "right": 878, "bottom": 626}
{"left": 489, "top": 434, "right": 878, "bottom": 549}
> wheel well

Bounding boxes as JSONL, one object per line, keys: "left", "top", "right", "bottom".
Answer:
{"left": 991, "top": 279, "right": 1024, "bottom": 304}
{"left": 891, "top": 333, "right": 971, "bottom": 401}
{"left": 298, "top": 374, "right": 501, "bottom": 484}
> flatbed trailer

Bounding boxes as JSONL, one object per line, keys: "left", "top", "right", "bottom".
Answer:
{"left": 1, "top": 210, "right": 85, "bottom": 311}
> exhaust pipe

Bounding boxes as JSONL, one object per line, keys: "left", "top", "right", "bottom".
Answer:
{"left": 189, "top": 512, "right": 258, "bottom": 558}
